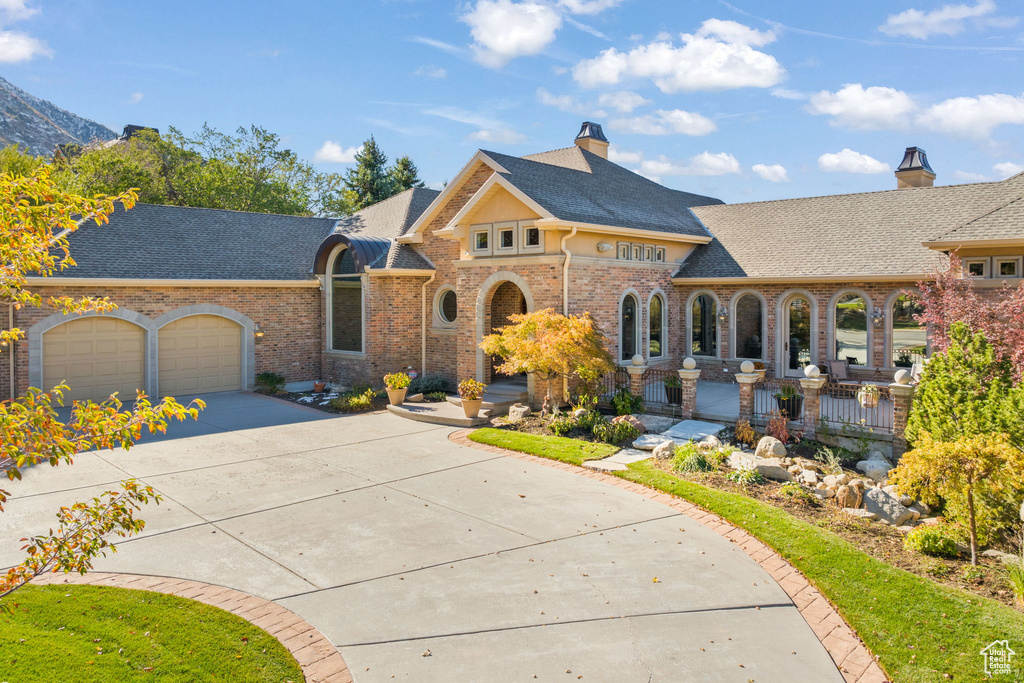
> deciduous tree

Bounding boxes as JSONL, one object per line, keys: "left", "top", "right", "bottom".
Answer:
{"left": 0, "top": 167, "right": 203, "bottom": 600}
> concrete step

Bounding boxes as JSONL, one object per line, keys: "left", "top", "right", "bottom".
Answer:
{"left": 446, "top": 391, "right": 527, "bottom": 417}
{"left": 387, "top": 402, "right": 490, "bottom": 428}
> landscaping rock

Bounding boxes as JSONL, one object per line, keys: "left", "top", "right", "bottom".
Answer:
{"left": 798, "top": 469, "right": 819, "bottom": 486}
{"left": 652, "top": 441, "right": 676, "bottom": 461}
{"left": 823, "top": 473, "right": 850, "bottom": 489}
{"left": 835, "top": 485, "right": 861, "bottom": 509}
{"left": 907, "top": 507, "right": 921, "bottom": 521}
{"left": 982, "top": 549, "right": 1023, "bottom": 566}
{"left": 727, "top": 451, "right": 758, "bottom": 470}
{"left": 508, "top": 403, "right": 532, "bottom": 422}
{"left": 614, "top": 414, "right": 646, "bottom": 433}
{"left": 633, "top": 434, "right": 670, "bottom": 451}
{"left": 919, "top": 517, "right": 940, "bottom": 526}
{"left": 407, "top": 393, "right": 424, "bottom": 403}
{"left": 848, "top": 478, "right": 868, "bottom": 490}
{"left": 856, "top": 457, "right": 893, "bottom": 483}
{"left": 842, "top": 508, "right": 877, "bottom": 520}
{"left": 863, "top": 487, "right": 914, "bottom": 526}
{"left": 787, "top": 464, "right": 802, "bottom": 475}
{"left": 573, "top": 408, "right": 588, "bottom": 419}
{"left": 882, "top": 484, "right": 914, "bottom": 507}
{"left": 752, "top": 457, "right": 793, "bottom": 482}
{"left": 698, "top": 434, "right": 722, "bottom": 452}
{"left": 910, "top": 501, "right": 932, "bottom": 517}
{"left": 896, "top": 524, "right": 918, "bottom": 533}
{"left": 793, "top": 457, "right": 821, "bottom": 473}
{"left": 634, "top": 415, "right": 676, "bottom": 434}
{"left": 755, "top": 436, "right": 787, "bottom": 459}
{"left": 810, "top": 487, "right": 835, "bottom": 500}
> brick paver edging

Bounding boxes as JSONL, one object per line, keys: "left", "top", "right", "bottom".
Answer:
{"left": 450, "top": 429, "right": 889, "bottom": 683}
{"left": 33, "top": 571, "right": 351, "bottom": 683}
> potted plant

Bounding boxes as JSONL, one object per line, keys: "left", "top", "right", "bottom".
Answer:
{"left": 383, "top": 372, "right": 411, "bottom": 406}
{"left": 663, "top": 374, "right": 682, "bottom": 405}
{"left": 753, "top": 361, "right": 766, "bottom": 381}
{"left": 857, "top": 384, "right": 880, "bottom": 408}
{"left": 313, "top": 380, "right": 326, "bottom": 393}
{"left": 458, "top": 379, "right": 488, "bottom": 418}
{"left": 774, "top": 385, "right": 803, "bottom": 418}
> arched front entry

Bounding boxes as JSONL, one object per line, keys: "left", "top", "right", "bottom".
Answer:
{"left": 475, "top": 271, "right": 536, "bottom": 399}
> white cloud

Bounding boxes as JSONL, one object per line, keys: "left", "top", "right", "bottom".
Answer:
{"left": 410, "top": 36, "right": 464, "bottom": 55}
{"left": 0, "top": 0, "right": 37, "bottom": 21}
{"left": 807, "top": 83, "right": 917, "bottom": 130}
{"left": 468, "top": 127, "right": 527, "bottom": 144}
{"left": 572, "top": 18, "right": 783, "bottom": 93}
{"left": 414, "top": 64, "right": 447, "bottom": 79}
{"left": 771, "top": 88, "right": 808, "bottom": 101}
{"left": 752, "top": 163, "right": 789, "bottom": 182}
{"left": 916, "top": 92, "right": 1024, "bottom": 139}
{"left": 953, "top": 170, "right": 989, "bottom": 182}
{"left": 557, "top": 0, "right": 624, "bottom": 15}
{"left": 640, "top": 151, "right": 741, "bottom": 178}
{"left": 313, "top": 141, "right": 361, "bottom": 163}
{"left": 0, "top": 30, "right": 50, "bottom": 62}
{"left": 994, "top": 161, "right": 1024, "bottom": 178}
{"left": 817, "top": 149, "right": 891, "bottom": 174}
{"left": 424, "top": 106, "right": 526, "bottom": 144}
{"left": 535, "top": 87, "right": 606, "bottom": 117}
{"left": 610, "top": 109, "right": 717, "bottom": 136}
{"left": 879, "top": 0, "right": 1015, "bottom": 39}
{"left": 461, "top": 0, "right": 562, "bottom": 68}
{"left": 607, "top": 145, "right": 643, "bottom": 164}
{"left": 596, "top": 90, "right": 650, "bottom": 112}
{"left": 128, "top": 92, "right": 144, "bottom": 104}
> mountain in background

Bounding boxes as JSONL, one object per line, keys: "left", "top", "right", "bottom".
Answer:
{"left": 0, "top": 76, "right": 117, "bottom": 156}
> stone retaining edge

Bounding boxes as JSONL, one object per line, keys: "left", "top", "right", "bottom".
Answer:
{"left": 33, "top": 571, "right": 351, "bottom": 683}
{"left": 449, "top": 429, "right": 889, "bottom": 683}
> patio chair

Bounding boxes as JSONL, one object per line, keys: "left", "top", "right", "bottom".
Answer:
{"left": 826, "top": 360, "right": 862, "bottom": 396}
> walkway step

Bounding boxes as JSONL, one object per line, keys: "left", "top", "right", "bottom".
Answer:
{"left": 660, "top": 420, "right": 727, "bottom": 442}
{"left": 582, "top": 459, "right": 628, "bottom": 472}
{"left": 604, "top": 448, "right": 653, "bottom": 465}
{"left": 446, "top": 393, "right": 526, "bottom": 416}
{"left": 387, "top": 403, "right": 490, "bottom": 428}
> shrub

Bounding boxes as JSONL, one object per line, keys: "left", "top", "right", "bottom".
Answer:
{"left": 575, "top": 409, "right": 604, "bottom": 432}
{"left": 383, "top": 372, "right": 411, "bottom": 390}
{"left": 813, "top": 446, "right": 844, "bottom": 475}
{"left": 409, "top": 375, "right": 452, "bottom": 395}
{"left": 330, "top": 388, "right": 377, "bottom": 413}
{"left": 733, "top": 419, "right": 756, "bottom": 448}
{"left": 1004, "top": 559, "right": 1024, "bottom": 607}
{"left": 673, "top": 443, "right": 713, "bottom": 473}
{"left": 255, "top": 371, "right": 285, "bottom": 393}
{"left": 424, "top": 391, "right": 448, "bottom": 402}
{"left": 611, "top": 387, "right": 644, "bottom": 416}
{"left": 765, "top": 410, "right": 790, "bottom": 444}
{"left": 903, "top": 524, "right": 959, "bottom": 559}
{"left": 726, "top": 467, "right": 766, "bottom": 486}
{"left": 779, "top": 481, "right": 813, "bottom": 501}
{"left": 592, "top": 418, "right": 638, "bottom": 445}
{"left": 549, "top": 414, "right": 577, "bottom": 437}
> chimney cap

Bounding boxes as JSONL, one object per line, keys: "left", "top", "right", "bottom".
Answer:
{"left": 575, "top": 121, "right": 608, "bottom": 143}
{"left": 897, "top": 146, "right": 933, "bottom": 174}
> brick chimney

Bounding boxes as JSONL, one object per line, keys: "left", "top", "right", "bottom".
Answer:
{"left": 895, "top": 146, "right": 935, "bottom": 188}
{"left": 574, "top": 121, "right": 609, "bottom": 159}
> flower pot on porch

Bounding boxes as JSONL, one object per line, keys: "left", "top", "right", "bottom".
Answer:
{"left": 775, "top": 396, "right": 803, "bottom": 419}
{"left": 857, "top": 390, "right": 879, "bottom": 408}
{"left": 754, "top": 369, "right": 766, "bottom": 382}
{"left": 664, "top": 386, "right": 682, "bottom": 405}
{"left": 313, "top": 381, "right": 325, "bottom": 393}
{"left": 387, "top": 387, "right": 408, "bottom": 406}
{"left": 462, "top": 398, "right": 484, "bottom": 419}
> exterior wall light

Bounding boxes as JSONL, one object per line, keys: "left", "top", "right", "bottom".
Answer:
{"left": 597, "top": 242, "right": 613, "bottom": 252}
{"left": 254, "top": 323, "right": 265, "bottom": 338}
{"left": 717, "top": 308, "right": 729, "bottom": 324}
{"left": 871, "top": 307, "right": 885, "bottom": 326}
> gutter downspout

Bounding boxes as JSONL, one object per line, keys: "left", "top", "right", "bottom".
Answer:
{"left": 421, "top": 272, "right": 436, "bottom": 377}
{"left": 559, "top": 226, "right": 577, "bottom": 401}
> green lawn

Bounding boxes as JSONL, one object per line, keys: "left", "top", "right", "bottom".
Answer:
{"left": 469, "top": 428, "right": 1024, "bottom": 683}
{"left": 1, "top": 584, "right": 303, "bottom": 682}
{"left": 468, "top": 428, "right": 617, "bottom": 465}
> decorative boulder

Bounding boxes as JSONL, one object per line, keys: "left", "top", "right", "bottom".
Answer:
{"left": 823, "top": 473, "right": 850, "bottom": 489}
{"left": 910, "top": 501, "right": 932, "bottom": 517}
{"left": 653, "top": 440, "right": 676, "bottom": 461}
{"left": 508, "top": 403, "right": 532, "bottom": 422}
{"left": 848, "top": 478, "right": 867, "bottom": 490}
{"left": 863, "top": 487, "right": 914, "bottom": 526}
{"left": 613, "top": 414, "right": 646, "bottom": 434}
{"left": 635, "top": 415, "right": 676, "bottom": 434}
{"left": 698, "top": 435, "right": 722, "bottom": 452}
{"left": 752, "top": 457, "right": 793, "bottom": 482}
{"left": 835, "top": 485, "right": 862, "bottom": 509}
{"left": 727, "top": 451, "right": 758, "bottom": 470}
{"left": 798, "top": 469, "right": 819, "bottom": 486}
{"left": 810, "top": 488, "right": 835, "bottom": 500}
{"left": 755, "top": 436, "right": 787, "bottom": 459}
{"left": 856, "top": 457, "right": 893, "bottom": 483}
{"left": 842, "top": 508, "right": 877, "bottom": 520}
{"left": 407, "top": 393, "right": 424, "bottom": 403}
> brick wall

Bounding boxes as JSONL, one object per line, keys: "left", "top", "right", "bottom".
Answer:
{"left": 1, "top": 284, "right": 321, "bottom": 398}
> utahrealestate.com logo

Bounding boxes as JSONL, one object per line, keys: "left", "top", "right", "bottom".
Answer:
{"left": 981, "top": 640, "right": 1017, "bottom": 677}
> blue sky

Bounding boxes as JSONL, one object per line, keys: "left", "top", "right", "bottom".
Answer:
{"left": 3, "top": 0, "right": 1024, "bottom": 203}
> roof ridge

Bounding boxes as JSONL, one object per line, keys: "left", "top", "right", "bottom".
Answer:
{"left": 130, "top": 202, "right": 337, "bottom": 221}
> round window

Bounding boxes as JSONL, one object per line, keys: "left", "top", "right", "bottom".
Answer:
{"left": 439, "top": 289, "right": 458, "bottom": 323}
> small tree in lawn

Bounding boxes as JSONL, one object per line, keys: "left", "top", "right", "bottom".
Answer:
{"left": 0, "top": 166, "right": 203, "bottom": 601}
{"left": 479, "top": 308, "right": 614, "bottom": 407}
{"left": 892, "top": 432, "right": 1024, "bottom": 565}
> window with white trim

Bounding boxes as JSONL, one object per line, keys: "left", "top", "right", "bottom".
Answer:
{"left": 995, "top": 257, "right": 1022, "bottom": 278}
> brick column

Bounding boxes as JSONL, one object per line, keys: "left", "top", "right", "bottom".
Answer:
{"left": 890, "top": 383, "right": 916, "bottom": 460}
{"left": 798, "top": 377, "right": 827, "bottom": 440}
{"left": 678, "top": 368, "right": 701, "bottom": 420}
{"left": 626, "top": 363, "right": 647, "bottom": 397}
{"left": 735, "top": 372, "right": 759, "bottom": 423}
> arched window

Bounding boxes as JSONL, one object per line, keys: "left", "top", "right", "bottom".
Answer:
{"left": 834, "top": 293, "right": 867, "bottom": 365}
{"left": 691, "top": 294, "right": 717, "bottom": 356}
{"left": 891, "top": 294, "right": 927, "bottom": 367}
{"left": 620, "top": 294, "right": 638, "bottom": 362}
{"left": 734, "top": 294, "right": 763, "bottom": 360}
{"left": 648, "top": 294, "right": 665, "bottom": 359}
{"left": 330, "top": 248, "right": 363, "bottom": 352}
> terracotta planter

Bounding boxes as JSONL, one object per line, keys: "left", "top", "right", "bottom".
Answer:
{"left": 462, "top": 398, "right": 484, "bottom": 418}
{"left": 387, "top": 387, "right": 408, "bottom": 406}
{"left": 313, "top": 381, "right": 325, "bottom": 393}
{"left": 858, "top": 391, "right": 879, "bottom": 408}
{"left": 754, "top": 369, "right": 766, "bottom": 382}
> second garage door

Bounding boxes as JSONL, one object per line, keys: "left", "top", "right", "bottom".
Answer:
{"left": 158, "top": 315, "right": 242, "bottom": 396}
{"left": 42, "top": 317, "right": 146, "bottom": 402}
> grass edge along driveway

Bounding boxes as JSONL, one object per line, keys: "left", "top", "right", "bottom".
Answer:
{"left": 468, "top": 428, "right": 1024, "bottom": 683}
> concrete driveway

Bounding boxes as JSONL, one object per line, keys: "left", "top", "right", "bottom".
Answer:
{"left": 3, "top": 392, "right": 842, "bottom": 682}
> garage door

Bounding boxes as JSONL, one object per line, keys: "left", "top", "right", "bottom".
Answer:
{"left": 158, "top": 315, "right": 242, "bottom": 396}
{"left": 42, "top": 317, "right": 146, "bottom": 403}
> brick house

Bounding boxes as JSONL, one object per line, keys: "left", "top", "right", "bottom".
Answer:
{"left": 3, "top": 123, "right": 1022, "bottom": 404}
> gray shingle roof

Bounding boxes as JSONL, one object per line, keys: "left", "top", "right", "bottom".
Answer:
{"left": 368, "top": 242, "right": 434, "bottom": 271}
{"left": 930, "top": 189, "right": 1024, "bottom": 243}
{"left": 52, "top": 203, "right": 337, "bottom": 280}
{"left": 482, "top": 147, "right": 722, "bottom": 237}
{"left": 331, "top": 187, "right": 440, "bottom": 239}
{"left": 680, "top": 172, "right": 1024, "bottom": 279}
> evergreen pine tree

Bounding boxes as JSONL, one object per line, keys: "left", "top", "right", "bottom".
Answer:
{"left": 389, "top": 155, "right": 425, "bottom": 191}
{"left": 343, "top": 136, "right": 395, "bottom": 210}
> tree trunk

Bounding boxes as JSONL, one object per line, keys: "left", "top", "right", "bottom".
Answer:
{"left": 967, "top": 486, "right": 978, "bottom": 566}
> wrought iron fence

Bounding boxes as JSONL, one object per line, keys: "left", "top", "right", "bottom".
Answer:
{"left": 640, "top": 367, "right": 683, "bottom": 417}
{"left": 595, "top": 368, "right": 630, "bottom": 409}
{"left": 818, "top": 382, "right": 893, "bottom": 435}
{"left": 752, "top": 377, "right": 803, "bottom": 425}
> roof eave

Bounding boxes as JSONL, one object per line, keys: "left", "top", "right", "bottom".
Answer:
{"left": 923, "top": 237, "right": 1024, "bottom": 250}
{"left": 535, "top": 219, "right": 712, "bottom": 244}
{"left": 670, "top": 273, "right": 930, "bottom": 285}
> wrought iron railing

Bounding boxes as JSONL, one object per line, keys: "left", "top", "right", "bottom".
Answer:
{"left": 752, "top": 377, "right": 803, "bottom": 425}
{"left": 595, "top": 368, "right": 630, "bottom": 409}
{"left": 818, "top": 382, "right": 893, "bottom": 435}
{"left": 640, "top": 367, "right": 683, "bottom": 418}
